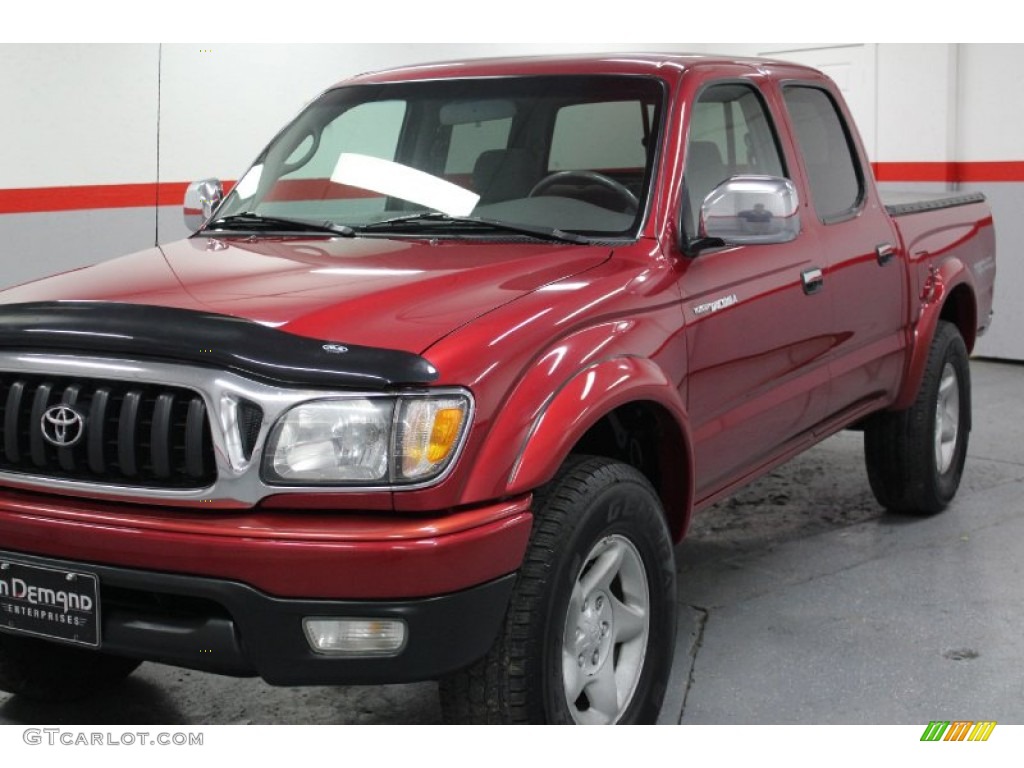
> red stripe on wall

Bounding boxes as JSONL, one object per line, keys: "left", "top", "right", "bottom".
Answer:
{"left": 0, "top": 181, "right": 235, "bottom": 215}
{"left": 872, "top": 162, "right": 954, "bottom": 183}
{"left": 0, "top": 183, "right": 161, "bottom": 214}
{"left": 3, "top": 163, "right": 1024, "bottom": 215}
{"left": 156, "top": 182, "right": 195, "bottom": 207}
{"left": 872, "top": 161, "right": 1024, "bottom": 183}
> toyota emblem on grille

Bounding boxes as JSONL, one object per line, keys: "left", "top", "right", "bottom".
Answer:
{"left": 41, "top": 405, "right": 86, "bottom": 448}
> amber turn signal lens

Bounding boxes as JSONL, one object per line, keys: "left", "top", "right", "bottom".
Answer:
{"left": 397, "top": 397, "right": 470, "bottom": 481}
{"left": 427, "top": 407, "right": 465, "bottom": 462}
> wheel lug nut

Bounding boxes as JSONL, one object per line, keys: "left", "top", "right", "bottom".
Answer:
{"left": 595, "top": 596, "right": 603, "bottom": 610}
{"left": 591, "top": 650, "right": 600, "bottom": 665}
{"left": 578, "top": 654, "right": 585, "bottom": 668}
{"left": 582, "top": 599, "right": 588, "bottom": 612}
{"left": 601, "top": 622, "right": 609, "bottom": 637}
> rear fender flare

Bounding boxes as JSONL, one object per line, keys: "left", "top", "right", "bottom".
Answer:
{"left": 893, "top": 257, "right": 974, "bottom": 411}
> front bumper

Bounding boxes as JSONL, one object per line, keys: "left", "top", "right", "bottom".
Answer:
{"left": 0, "top": 549, "right": 516, "bottom": 684}
{"left": 0, "top": 490, "right": 532, "bottom": 599}
{"left": 0, "top": 489, "right": 533, "bottom": 684}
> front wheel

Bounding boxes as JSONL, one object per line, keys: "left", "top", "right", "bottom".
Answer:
{"left": 440, "top": 456, "right": 677, "bottom": 724}
{"left": 864, "top": 320, "right": 971, "bottom": 514}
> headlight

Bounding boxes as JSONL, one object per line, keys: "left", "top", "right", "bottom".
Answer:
{"left": 262, "top": 393, "right": 471, "bottom": 486}
{"left": 263, "top": 398, "right": 393, "bottom": 483}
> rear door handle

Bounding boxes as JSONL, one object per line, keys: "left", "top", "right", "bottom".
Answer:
{"left": 876, "top": 242, "right": 896, "bottom": 265}
{"left": 801, "top": 267, "right": 824, "bottom": 295}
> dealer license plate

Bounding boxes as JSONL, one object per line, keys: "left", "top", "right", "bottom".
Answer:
{"left": 0, "top": 559, "right": 100, "bottom": 647}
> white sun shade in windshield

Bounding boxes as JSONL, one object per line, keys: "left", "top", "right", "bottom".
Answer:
{"left": 331, "top": 153, "right": 480, "bottom": 217}
{"left": 234, "top": 164, "right": 263, "bottom": 199}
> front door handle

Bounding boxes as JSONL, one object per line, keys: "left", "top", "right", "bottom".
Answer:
{"left": 801, "top": 267, "right": 824, "bottom": 295}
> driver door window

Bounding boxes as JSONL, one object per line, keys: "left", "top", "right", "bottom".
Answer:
{"left": 683, "top": 84, "right": 785, "bottom": 238}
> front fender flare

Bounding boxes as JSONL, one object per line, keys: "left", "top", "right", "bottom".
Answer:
{"left": 502, "top": 356, "right": 695, "bottom": 537}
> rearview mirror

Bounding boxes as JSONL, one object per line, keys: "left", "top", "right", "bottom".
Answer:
{"left": 183, "top": 179, "right": 224, "bottom": 232}
{"left": 439, "top": 99, "right": 517, "bottom": 125}
{"left": 699, "top": 175, "right": 800, "bottom": 246}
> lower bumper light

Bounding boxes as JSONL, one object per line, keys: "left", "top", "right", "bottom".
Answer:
{"left": 302, "top": 618, "right": 407, "bottom": 656}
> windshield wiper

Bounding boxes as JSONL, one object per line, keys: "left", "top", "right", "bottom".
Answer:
{"left": 356, "top": 212, "right": 591, "bottom": 244}
{"left": 202, "top": 213, "right": 355, "bottom": 237}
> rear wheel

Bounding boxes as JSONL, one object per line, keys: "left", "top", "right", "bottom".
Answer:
{"left": 0, "top": 632, "right": 141, "bottom": 701}
{"left": 440, "top": 455, "right": 677, "bottom": 724}
{"left": 864, "top": 320, "right": 971, "bottom": 514}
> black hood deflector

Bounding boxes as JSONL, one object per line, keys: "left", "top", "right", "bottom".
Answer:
{"left": 0, "top": 302, "right": 439, "bottom": 388}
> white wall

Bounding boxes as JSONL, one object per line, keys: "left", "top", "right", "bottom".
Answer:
{"left": 876, "top": 44, "right": 957, "bottom": 164}
{"left": 0, "top": 44, "right": 159, "bottom": 187}
{"left": 957, "top": 45, "right": 1024, "bottom": 360}
{"left": 958, "top": 45, "right": 1024, "bottom": 161}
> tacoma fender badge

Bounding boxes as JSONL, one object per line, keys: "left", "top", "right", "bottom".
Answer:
{"left": 693, "top": 294, "right": 739, "bottom": 316}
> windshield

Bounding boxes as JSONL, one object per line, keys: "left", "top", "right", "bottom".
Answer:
{"left": 213, "top": 75, "right": 665, "bottom": 238}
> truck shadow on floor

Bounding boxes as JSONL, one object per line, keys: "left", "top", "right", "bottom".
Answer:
{"left": 0, "top": 677, "right": 185, "bottom": 725}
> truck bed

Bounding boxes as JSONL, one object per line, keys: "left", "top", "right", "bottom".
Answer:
{"left": 884, "top": 187, "right": 996, "bottom": 342}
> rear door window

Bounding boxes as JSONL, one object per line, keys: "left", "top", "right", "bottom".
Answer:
{"left": 782, "top": 86, "right": 864, "bottom": 223}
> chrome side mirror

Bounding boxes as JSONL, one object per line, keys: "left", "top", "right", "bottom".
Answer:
{"left": 699, "top": 175, "right": 800, "bottom": 246}
{"left": 183, "top": 179, "right": 224, "bottom": 232}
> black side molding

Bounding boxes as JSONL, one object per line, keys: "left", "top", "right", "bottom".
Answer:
{"left": 882, "top": 191, "right": 987, "bottom": 218}
{"left": 0, "top": 302, "right": 439, "bottom": 388}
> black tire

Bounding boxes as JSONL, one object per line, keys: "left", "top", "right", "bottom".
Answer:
{"left": 864, "top": 320, "right": 971, "bottom": 514}
{"left": 440, "top": 455, "right": 677, "bottom": 724}
{"left": 0, "top": 632, "right": 141, "bottom": 701}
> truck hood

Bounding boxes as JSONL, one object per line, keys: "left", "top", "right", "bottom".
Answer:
{"left": 0, "top": 236, "right": 612, "bottom": 354}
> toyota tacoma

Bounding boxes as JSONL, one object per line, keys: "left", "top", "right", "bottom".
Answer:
{"left": 0, "top": 53, "right": 996, "bottom": 724}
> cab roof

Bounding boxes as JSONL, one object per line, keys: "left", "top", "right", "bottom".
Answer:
{"left": 342, "top": 52, "right": 822, "bottom": 87}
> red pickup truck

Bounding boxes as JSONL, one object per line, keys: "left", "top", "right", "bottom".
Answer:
{"left": 0, "top": 54, "right": 996, "bottom": 724}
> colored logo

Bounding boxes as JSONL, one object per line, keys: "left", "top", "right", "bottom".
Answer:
{"left": 920, "top": 721, "right": 997, "bottom": 742}
{"left": 40, "top": 405, "right": 86, "bottom": 448}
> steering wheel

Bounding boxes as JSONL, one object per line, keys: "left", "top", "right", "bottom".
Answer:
{"left": 528, "top": 170, "right": 639, "bottom": 214}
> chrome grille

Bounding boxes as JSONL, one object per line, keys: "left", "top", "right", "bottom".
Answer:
{"left": 0, "top": 374, "right": 216, "bottom": 489}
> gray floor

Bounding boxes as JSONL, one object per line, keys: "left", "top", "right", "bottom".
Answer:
{"left": 1, "top": 359, "right": 1021, "bottom": 725}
